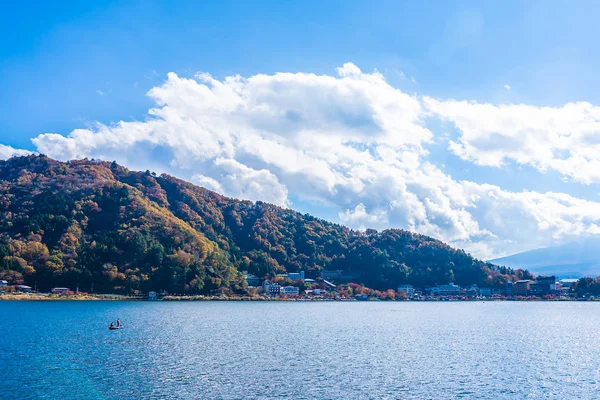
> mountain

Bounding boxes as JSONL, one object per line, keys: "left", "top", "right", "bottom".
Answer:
{"left": 490, "top": 237, "right": 600, "bottom": 278}
{"left": 0, "top": 155, "right": 527, "bottom": 293}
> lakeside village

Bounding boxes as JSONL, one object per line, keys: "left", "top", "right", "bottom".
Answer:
{"left": 0, "top": 269, "right": 596, "bottom": 301}
{"left": 237, "top": 271, "right": 586, "bottom": 301}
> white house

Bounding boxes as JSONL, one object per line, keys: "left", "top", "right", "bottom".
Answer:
{"left": 0, "top": 280, "right": 7, "bottom": 287}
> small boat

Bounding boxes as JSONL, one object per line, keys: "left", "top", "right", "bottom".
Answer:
{"left": 109, "top": 326, "right": 121, "bottom": 330}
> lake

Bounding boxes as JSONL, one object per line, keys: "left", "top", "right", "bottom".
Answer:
{"left": 1, "top": 301, "right": 600, "bottom": 399}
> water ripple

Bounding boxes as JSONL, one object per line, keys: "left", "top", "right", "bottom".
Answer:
{"left": 1, "top": 301, "right": 600, "bottom": 399}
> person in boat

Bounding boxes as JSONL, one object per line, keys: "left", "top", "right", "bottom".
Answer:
{"left": 109, "top": 322, "right": 115, "bottom": 329}
{"left": 116, "top": 319, "right": 121, "bottom": 327}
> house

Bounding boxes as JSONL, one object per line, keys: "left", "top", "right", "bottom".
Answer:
{"left": 396, "top": 284, "right": 415, "bottom": 298}
{"left": 262, "top": 281, "right": 281, "bottom": 295}
{"left": 465, "top": 284, "right": 479, "bottom": 297}
{"left": 16, "top": 285, "right": 32, "bottom": 293}
{"left": 559, "top": 278, "right": 578, "bottom": 289}
{"left": 242, "top": 272, "right": 261, "bottom": 287}
{"left": 0, "top": 280, "right": 7, "bottom": 287}
{"left": 287, "top": 272, "right": 305, "bottom": 281}
{"left": 504, "top": 282, "right": 514, "bottom": 296}
{"left": 479, "top": 287, "right": 492, "bottom": 297}
{"left": 513, "top": 280, "right": 531, "bottom": 296}
{"left": 432, "top": 283, "right": 462, "bottom": 296}
{"left": 536, "top": 276, "right": 557, "bottom": 285}
{"left": 530, "top": 276, "right": 556, "bottom": 296}
{"left": 280, "top": 286, "right": 299, "bottom": 296}
{"left": 51, "top": 287, "right": 70, "bottom": 295}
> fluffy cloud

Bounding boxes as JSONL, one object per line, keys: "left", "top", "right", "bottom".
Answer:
{"left": 210, "top": 158, "right": 289, "bottom": 207}
{"left": 28, "top": 64, "right": 600, "bottom": 259}
{"left": 0, "top": 145, "right": 32, "bottom": 160}
{"left": 425, "top": 98, "right": 600, "bottom": 184}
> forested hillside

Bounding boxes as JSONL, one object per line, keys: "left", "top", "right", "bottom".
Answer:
{"left": 0, "top": 155, "right": 526, "bottom": 293}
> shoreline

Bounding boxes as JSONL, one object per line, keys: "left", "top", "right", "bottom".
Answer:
{"left": 0, "top": 294, "right": 144, "bottom": 301}
{"left": 1, "top": 294, "right": 597, "bottom": 302}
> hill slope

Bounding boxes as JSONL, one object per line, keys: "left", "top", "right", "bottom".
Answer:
{"left": 491, "top": 237, "right": 600, "bottom": 278}
{"left": 0, "top": 155, "right": 525, "bottom": 293}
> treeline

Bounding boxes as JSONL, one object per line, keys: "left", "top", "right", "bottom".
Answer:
{"left": 571, "top": 277, "right": 600, "bottom": 296}
{"left": 0, "top": 155, "right": 528, "bottom": 293}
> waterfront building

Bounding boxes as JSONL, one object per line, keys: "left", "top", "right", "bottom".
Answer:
{"left": 514, "top": 280, "right": 531, "bottom": 296}
{"left": 148, "top": 291, "right": 158, "bottom": 301}
{"left": 16, "top": 285, "right": 32, "bottom": 293}
{"left": 262, "top": 281, "right": 281, "bottom": 295}
{"left": 287, "top": 271, "right": 305, "bottom": 281}
{"left": 559, "top": 279, "right": 578, "bottom": 289}
{"left": 397, "top": 284, "right": 415, "bottom": 298}
{"left": 504, "top": 282, "right": 514, "bottom": 296}
{"left": 243, "top": 272, "right": 261, "bottom": 287}
{"left": 51, "top": 287, "right": 70, "bottom": 295}
{"left": 530, "top": 276, "right": 556, "bottom": 296}
{"left": 536, "top": 276, "right": 556, "bottom": 285}
{"left": 280, "top": 286, "right": 300, "bottom": 295}
{"left": 434, "top": 283, "right": 462, "bottom": 296}
{"left": 479, "top": 287, "right": 492, "bottom": 297}
{"left": 0, "top": 280, "right": 7, "bottom": 287}
{"left": 465, "top": 284, "right": 479, "bottom": 297}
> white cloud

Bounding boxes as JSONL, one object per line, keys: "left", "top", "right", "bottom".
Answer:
{"left": 425, "top": 98, "right": 600, "bottom": 184}
{"left": 212, "top": 158, "right": 289, "bottom": 207}
{"left": 504, "top": 84, "right": 511, "bottom": 90}
{"left": 0, "top": 145, "right": 32, "bottom": 160}
{"left": 191, "top": 174, "right": 222, "bottom": 193}
{"left": 28, "top": 63, "right": 600, "bottom": 259}
{"left": 339, "top": 203, "right": 389, "bottom": 230}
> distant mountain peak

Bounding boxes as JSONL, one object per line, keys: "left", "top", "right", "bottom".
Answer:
{"left": 491, "top": 236, "right": 600, "bottom": 278}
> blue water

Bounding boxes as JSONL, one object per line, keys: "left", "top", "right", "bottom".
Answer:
{"left": 1, "top": 301, "right": 600, "bottom": 399}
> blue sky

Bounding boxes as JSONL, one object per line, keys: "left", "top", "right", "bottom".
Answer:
{"left": 3, "top": 0, "right": 600, "bottom": 259}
